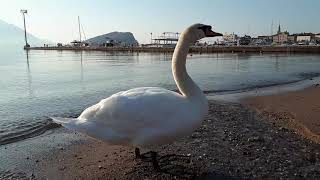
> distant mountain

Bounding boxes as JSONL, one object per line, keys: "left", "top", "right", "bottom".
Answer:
{"left": 85, "top": 32, "right": 139, "bottom": 46}
{"left": 0, "top": 19, "right": 50, "bottom": 47}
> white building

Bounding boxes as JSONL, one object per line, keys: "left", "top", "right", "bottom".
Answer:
{"left": 223, "top": 33, "right": 238, "bottom": 42}
{"left": 297, "top": 35, "right": 311, "bottom": 42}
{"left": 296, "top": 33, "right": 314, "bottom": 42}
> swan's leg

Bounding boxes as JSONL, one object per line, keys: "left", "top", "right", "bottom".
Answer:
{"left": 151, "top": 151, "right": 160, "bottom": 171}
{"left": 134, "top": 148, "right": 160, "bottom": 170}
{"left": 135, "top": 147, "right": 141, "bottom": 158}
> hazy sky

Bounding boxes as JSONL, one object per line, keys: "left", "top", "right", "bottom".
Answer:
{"left": 1, "top": 0, "right": 319, "bottom": 43}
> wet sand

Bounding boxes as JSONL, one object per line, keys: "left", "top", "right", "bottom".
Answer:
{"left": 243, "top": 85, "right": 320, "bottom": 143}
{"left": 1, "top": 99, "right": 320, "bottom": 179}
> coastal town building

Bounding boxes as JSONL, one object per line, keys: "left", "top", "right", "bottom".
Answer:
{"left": 257, "top": 36, "right": 272, "bottom": 41}
{"left": 239, "top": 35, "right": 252, "bottom": 45}
{"left": 296, "top": 33, "right": 315, "bottom": 42}
{"left": 272, "top": 24, "right": 289, "bottom": 44}
{"left": 223, "top": 33, "right": 238, "bottom": 43}
{"left": 288, "top": 35, "right": 296, "bottom": 43}
{"left": 257, "top": 35, "right": 273, "bottom": 45}
{"left": 273, "top": 32, "right": 289, "bottom": 44}
{"left": 316, "top": 34, "right": 320, "bottom": 43}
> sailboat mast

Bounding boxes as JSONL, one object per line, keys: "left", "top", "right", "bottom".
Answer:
{"left": 78, "top": 16, "right": 82, "bottom": 42}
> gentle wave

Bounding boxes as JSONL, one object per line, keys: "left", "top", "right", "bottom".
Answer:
{"left": 204, "top": 72, "right": 320, "bottom": 94}
{"left": 0, "top": 120, "right": 61, "bottom": 146}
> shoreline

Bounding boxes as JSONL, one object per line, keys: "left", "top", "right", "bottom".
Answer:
{"left": 26, "top": 45, "right": 320, "bottom": 53}
{"left": 209, "top": 74, "right": 320, "bottom": 102}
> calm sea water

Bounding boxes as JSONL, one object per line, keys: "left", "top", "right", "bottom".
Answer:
{"left": 1, "top": 49, "right": 320, "bottom": 145}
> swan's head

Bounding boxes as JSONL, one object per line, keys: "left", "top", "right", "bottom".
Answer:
{"left": 182, "top": 23, "right": 222, "bottom": 43}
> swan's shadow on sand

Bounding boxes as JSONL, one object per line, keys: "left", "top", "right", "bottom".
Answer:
{"left": 129, "top": 152, "right": 239, "bottom": 180}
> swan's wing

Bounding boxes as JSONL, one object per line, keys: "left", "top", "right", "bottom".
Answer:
{"left": 95, "top": 89, "right": 194, "bottom": 127}
{"left": 80, "top": 87, "right": 188, "bottom": 126}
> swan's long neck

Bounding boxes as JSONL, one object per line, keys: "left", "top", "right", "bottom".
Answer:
{"left": 172, "top": 33, "right": 205, "bottom": 100}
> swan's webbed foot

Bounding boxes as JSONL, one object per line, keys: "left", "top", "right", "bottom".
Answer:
{"left": 134, "top": 148, "right": 161, "bottom": 171}
{"left": 151, "top": 151, "right": 160, "bottom": 171}
{"left": 135, "top": 147, "right": 143, "bottom": 159}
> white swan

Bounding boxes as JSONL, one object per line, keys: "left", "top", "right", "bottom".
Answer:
{"left": 52, "top": 23, "right": 222, "bottom": 169}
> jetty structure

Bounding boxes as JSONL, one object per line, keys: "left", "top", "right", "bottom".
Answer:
{"left": 144, "top": 32, "right": 180, "bottom": 47}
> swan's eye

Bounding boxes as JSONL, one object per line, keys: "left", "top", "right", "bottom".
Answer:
{"left": 198, "top": 25, "right": 212, "bottom": 33}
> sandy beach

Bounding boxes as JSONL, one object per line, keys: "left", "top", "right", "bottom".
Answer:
{"left": 1, "top": 88, "right": 320, "bottom": 179}
{"left": 243, "top": 85, "right": 320, "bottom": 143}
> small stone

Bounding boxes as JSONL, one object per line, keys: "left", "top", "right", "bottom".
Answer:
{"left": 243, "top": 128, "right": 250, "bottom": 133}
{"left": 59, "top": 147, "right": 64, "bottom": 150}
{"left": 35, "top": 160, "right": 40, "bottom": 163}
{"left": 278, "top": 127, "right": 288, "bottom": 131}
{"left": 191, "top": 132, "right": 201, "bottom": 138}
{"left": 247, "top": 136, "right": 265, "bottom": 143}
{"left": 98, "top": 165, "right": 103, "bottom": 169}
{"left": 305, "top": 153, "right": 316, "bottom": 163}
{"left": 201, "top": 143, "right": 209, "bottom": 147}
{"left": 30, "top": 173, "right": 35, "bottom": 178}
{"left": 59, "top": 166, "right": 66, "bottom": 171}
{"left": 193, "top": 139, "right": 201, "bottom": 143}
{"left": 187, "top": 153, "right": 191, "bottom": 156}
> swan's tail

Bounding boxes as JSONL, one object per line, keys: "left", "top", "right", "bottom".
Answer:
{"left": 51, "top": 117, "right": 105, "bottom": 141}
{"left": 51, "top": 117, "right": 80, "bottom": 131}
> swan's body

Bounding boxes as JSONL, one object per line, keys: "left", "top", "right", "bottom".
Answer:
{"left": 55, "top": 87, "right": 206, "bottom": 146}
{"left": 52, "top": 24, "right": 222, "bottom": 147}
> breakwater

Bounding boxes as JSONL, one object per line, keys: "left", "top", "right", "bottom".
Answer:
{"left": 26, "top": 45, "right": 320, "bottom": 53}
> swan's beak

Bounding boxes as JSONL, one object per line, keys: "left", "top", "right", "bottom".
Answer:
{"left": 206, "top": 30, "right": 223, "bottom": 37}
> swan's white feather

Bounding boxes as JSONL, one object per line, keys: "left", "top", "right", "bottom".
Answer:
{"left": 59, "top": 87, "right": 205, "bottom": 147}
{"left": 51, "top": 117, "right": 80, "bottom": 130}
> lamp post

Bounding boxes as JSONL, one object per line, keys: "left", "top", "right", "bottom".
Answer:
{"left": 78, "top": 16, "right": 82, "bottom": 43}
{"left": 20, "top": 9, "right": 30, "bottom": 49}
